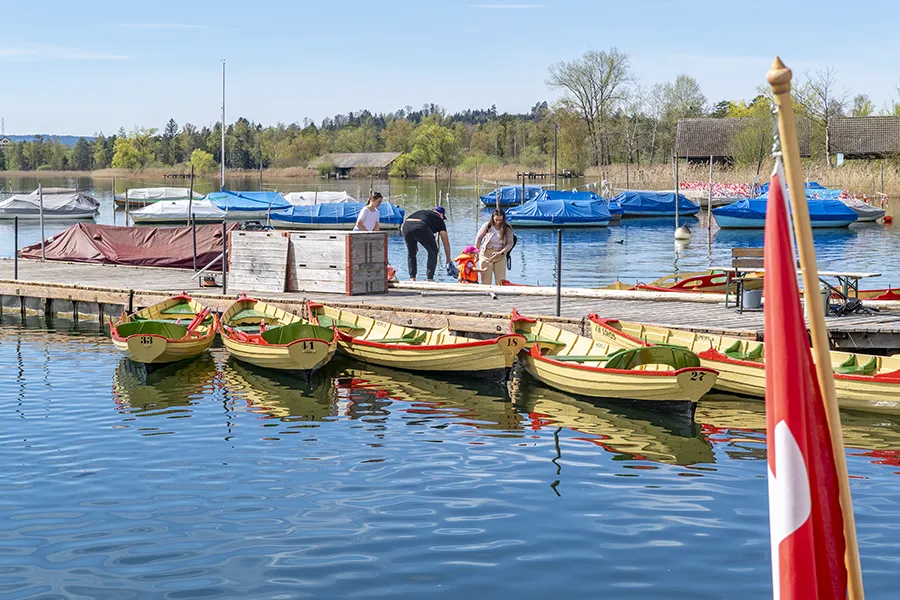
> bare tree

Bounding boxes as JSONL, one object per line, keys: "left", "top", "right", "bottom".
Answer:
{"left": 547, "top": 48, "right": 630, "bottom": 166}
{"left": 645, "top": 83, "right": 666, "bottom": 165}
{"left": 795, "top": 67, "right": 848, "bottom": 167}
{"left": 662, "top": 74, "right": 708, "bottom": 122}
{"left": 851, "top": 94, "right": 874, "bottom": 117}
{"left": 621, "top": 86, "right": 645, "bottom": 183}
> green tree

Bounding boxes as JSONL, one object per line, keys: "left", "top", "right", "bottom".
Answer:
{"left": 409, "top": 120, "right": 460, "bottom": 181}
{"left": 159, "top": 118, "right": 179, "bottom": 165}
{"left": 384, "top": 119, "right": 415, "bottom": 152}
{"left": 72, "top": 137, "right": 93, "bottom": 171}
{"left": 111, "top": 128, "right": 157, "bottom": 170}
{"left": 190, "top": 149, "right": 216, "bottom": 174}
{"left": 6, "top": 142, "right": 26, "bottom": 170}
{"left": 388, "top": 153, "right": 417, "bottom": 177}
{"left": 851, "top": 94, "right": 874, "bottom": 117}
{"left": 0, "top": 148, "right": 7, "bottom": 171}
{"left": 93, "top": 134, "right": 112, "bottom": 168}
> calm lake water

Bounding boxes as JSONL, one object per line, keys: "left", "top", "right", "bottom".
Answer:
{"left": 2, "top": 321, "right": 900, "bottom": 598}
{"left": 2, "top": 174, "right": 899, "bottom": 288}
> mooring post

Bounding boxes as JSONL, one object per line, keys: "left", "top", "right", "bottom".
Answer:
{"left": 112, "top": 177, "right": 117, "bottom": 226}
{"left": 556, "top": 229, "right": 562, "bottom": 317}
{"left": 192, "top": 214, "right": 197, "bottom": 272}
{"left": 13, "top": 216, "right": 18, "bottom": 280}
{"left": 39, "top": 183, "right": 45, "bottom": 261}
{"left": 188, "top": 164, "right": 195, "bottom": 227}
{"left": 221, "top": 221, "right": 228, "bottom": 295}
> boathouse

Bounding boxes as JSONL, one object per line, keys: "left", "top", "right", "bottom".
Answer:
{"left": 675, "top": 117, "right": 811, "bottom": 162}
{"left": 827, "top": 116, "right": 900, "bottom": 159}
{"left": 311, "top": 152, "right": 403, "bottom": 178}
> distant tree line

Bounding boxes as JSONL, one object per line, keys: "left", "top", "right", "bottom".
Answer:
{"left": 1, "top": 49, "right": 899, "bottom": 174}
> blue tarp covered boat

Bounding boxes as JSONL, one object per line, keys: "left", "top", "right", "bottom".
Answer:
{"left": 208, "top": 190, "right": 291, "bottom": 219}
{"left": 614, "top": 191, "right": 701, "bottom": 217}
{"left": 480, "top": 185, "right": 544, "bottom": 206}
{"left": 271, "top": 201, "right": 405, "bottom": 230}
{"left": 506, "top": 198, "right": 611, "bottom": 227}
{"left": 712, "top": 197, "right": 858, "bottom": 229}
{"left": 529, "top": 189, "right": 623, "bottom": 221}
{"left": 758, "top": 180, "right": 828, "bottom": 194}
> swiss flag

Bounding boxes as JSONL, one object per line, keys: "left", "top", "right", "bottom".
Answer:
{"left": 764, "top": 162, "right": 847, "bottom": 599}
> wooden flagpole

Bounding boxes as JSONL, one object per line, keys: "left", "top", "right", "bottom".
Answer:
{"left": 767, "top": 56, "right": 864, "bottom": 599}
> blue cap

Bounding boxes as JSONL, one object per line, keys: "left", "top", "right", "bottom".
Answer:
{"left": 434, "top": 206, "right": 446, "bottom": 218}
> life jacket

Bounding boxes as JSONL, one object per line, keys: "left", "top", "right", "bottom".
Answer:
{"left": 454, "top": 252, "right": 479, "bottom": 283}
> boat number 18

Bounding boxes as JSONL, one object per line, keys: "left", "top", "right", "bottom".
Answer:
{"left": 689, "top": 371, "right": 705, "bottom": 381}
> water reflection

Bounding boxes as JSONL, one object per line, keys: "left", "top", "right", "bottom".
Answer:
{"left": 112, "top": 354, "right": 218, "bottom": 417}
{"left": 697, "top": 395, "right": 900, "bottom": 471}
{"left": 514, "top": 383, "right": 715, "bottom": 466}
{"left": 332, "top": 359, "right": 523, "bottom": 432}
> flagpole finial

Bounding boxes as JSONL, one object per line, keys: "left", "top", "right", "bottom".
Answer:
{"left": 767, "top": 57, "right": 792, "bottom": 94}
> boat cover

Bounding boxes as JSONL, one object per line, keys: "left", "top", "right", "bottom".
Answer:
{"left": 713, "top": 197, "right": 858, "bottom": 223}
{"left": 606, "top": 198, "right": 624, "bottom": 217}
{"left": 758, "top": 180, "right": 828, "bottom": 194}
{"left": 533, "top": 190, "right": 600, "bottom": 202}
{"left": 208, "top": 190, "right": 290, "bottom": 212}
{"left": 480, "top": 185, "right": 544, "bottom": 205}
{"left": 283, "top": 191, "right": 357, "bottom": 205}
{"left": 130, "top": 199, "right": 227, "bottom": 222}
{"left": 506, "top": 198, "right": 611, "bottom": 224}
{"left": 18, "top": 222, "right": 238, "bottom": 269}
{"left": 115, "top": 188, "right": 204, "bottom": 201}
{"left": 0, "top": 192, "right": 99, "bottom": 216}
{"left": 613, "top": 191, "right": 700, "bottom": 215}
{"left": 271, "top": 201, "right": 405, "bottom": 226}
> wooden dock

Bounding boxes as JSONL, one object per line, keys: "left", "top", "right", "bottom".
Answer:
{"left": 2, "top": 258, "right": 900, "bottom": 351}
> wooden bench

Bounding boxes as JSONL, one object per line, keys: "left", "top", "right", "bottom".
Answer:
{"left": 725, "top": 248, "right": 764, "bottom": 313}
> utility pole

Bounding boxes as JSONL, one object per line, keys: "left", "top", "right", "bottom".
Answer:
{"left": 553, "top": 124, "right": 559, "bottom": 191}
{"left": 221, "top": 60, "right": 226, "bottom": 191}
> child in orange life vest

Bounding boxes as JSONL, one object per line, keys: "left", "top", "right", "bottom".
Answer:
{"left": 454, "top": 245, "right": 486, "bottom": 283}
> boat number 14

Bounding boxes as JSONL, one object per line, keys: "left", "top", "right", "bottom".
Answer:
{"left": 689, "top": 371, "right": 705, "bottom": 381}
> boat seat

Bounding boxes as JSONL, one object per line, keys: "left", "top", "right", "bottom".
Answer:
{"left": 724, "top": 339, "right": 764, "bottom": 361}
{"left": 261, "top": 321, "right": 331, "bottom": 345}
{"left": 547, "top": 354, "right": 607, "bottom": 362}
{"left": 603, "top": 346, "right": 701, "bottom": 370}
{"left": 229, "top": 308, "right": 269, "bottom": 321}
{"left": 160, "top": 303, "right": 197, "bottom": 316}
{"left": 523, "top": 333, "right": 566, "bottom": 347}
{"left": 233, "top": 324, "right": 264, "bottom": 333}
{"left": 833, "top": 355, "right": 878, "bottom": 375}
{"left": 316, "top": 314, "right": 365, "bottom": 331}
{"left": 116, "top": 320, "right": 188, "bottom": 339}
{"left": 367, "top": 330, "right": 428, "bottom": 345}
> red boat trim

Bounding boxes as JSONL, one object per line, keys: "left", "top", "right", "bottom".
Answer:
{"left": 586, "top": 315, "right": 652, "bottom": 347}
{"left": 529, "top": 344, "right": 717, "bottom": 378}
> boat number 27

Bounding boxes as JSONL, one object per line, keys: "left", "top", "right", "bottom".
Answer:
{"left": 689, "top": 371, "right": 705, "bottom": 381}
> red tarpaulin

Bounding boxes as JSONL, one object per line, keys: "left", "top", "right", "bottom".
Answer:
{"left": 18, "top": 223, "right": 238, "bottom": 269}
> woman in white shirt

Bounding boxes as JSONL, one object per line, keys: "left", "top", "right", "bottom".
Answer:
{"left": 474, "top": 209, "right": 514, "bottom": 285}
{"left": 354, "top": 192, "right": 383, "bottom": 232}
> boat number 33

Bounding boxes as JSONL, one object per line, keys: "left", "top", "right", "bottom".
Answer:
{"left": 139, "top": 336, "right": 154, "bottom": 345}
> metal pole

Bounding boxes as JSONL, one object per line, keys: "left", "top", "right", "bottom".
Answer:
{"left": 553, "top": 125, "right": 559, "bottom": 191}
{"left": 673, "top": 155, "right": 680, "bottom": 229}
{"left": 708, "top": 155, "right": 714, "bottom": 251}
{"left": 192, "top": 214, "right": 197, "bottom": 272}
{"left": 39, "top": 183, "right": 45, "bottom": 261}
{"left": 475, "top": 163, "right": 479, "bottom": 198}
{"left": 521, "top": 177, "right": 526, "bottom": 206}
{"left": 125, "top": 188, "right": 130, "bottom": 226}
{"left": 221, "top": 59, "right": 226, "bottom": 191}
{"left": 13, "top": 216, "right": 18, "bottom": 280}
{"left": 221, "top": 221, "right": 228, "bottom": 295}
{"left": 112, "top": 177, "right": 116, "bottom": 225}
{"left": 188, "top": 164, "right": 195, "bottom": 226}
{"left": 555, "top": 229, "right": 562, "bottom": 317}
{"left": 881, "top": 160, "right": 885, "bottom": 194}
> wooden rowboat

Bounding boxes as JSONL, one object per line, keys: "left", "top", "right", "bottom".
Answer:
{"left": 110, "top": 294, "right": 217, "bottom": 367}
{"left": 589, "top": 315, "right": 900, "bottom": 413}
{"left": 511, "top": 311, "right": 717, "bottom": 416}
{"left": 601, "top": 271, "right": 763, "bottom": 293}
{"left": 220, "top": 296, "right": 337, "bottom": 376}
{"left": 308, "top": 303, "right": 525, "bottom": 382}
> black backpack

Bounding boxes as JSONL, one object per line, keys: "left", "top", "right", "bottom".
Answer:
{"left": 506, "top": 234, "right": 518, "bottom": 270}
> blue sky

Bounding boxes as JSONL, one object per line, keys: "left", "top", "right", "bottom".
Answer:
{"left": 1, "top": 0, "right": 898, "bottom": 135}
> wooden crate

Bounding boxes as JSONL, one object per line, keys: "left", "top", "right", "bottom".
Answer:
{"left": 227, "top": 230, "right": 290, "bottom": 293}
{"left": 286, "top": 231, "right": 388, "bottom": 295}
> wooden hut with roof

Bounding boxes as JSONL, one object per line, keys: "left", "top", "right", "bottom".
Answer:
{"left": 311, "top": 152, "right": 403, "bottom": 178}
{"left": 675, "top": 117, "right": 811, "bottom": 162}
{"left": 827, "top": 116, "right": 900, "bottom": 159}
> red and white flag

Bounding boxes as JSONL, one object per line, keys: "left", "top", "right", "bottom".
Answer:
{"left": 764, "top": 159, "right": 847, "bottom": 599}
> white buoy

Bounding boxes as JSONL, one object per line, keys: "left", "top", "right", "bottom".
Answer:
{"left": 675, "top": 224, "right": 692, "bottom": 240}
